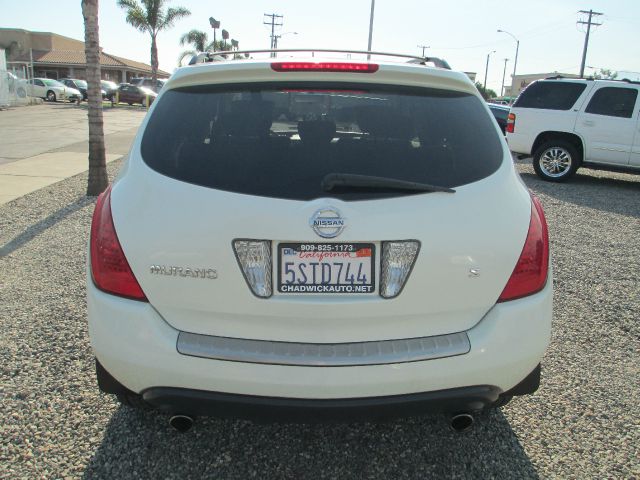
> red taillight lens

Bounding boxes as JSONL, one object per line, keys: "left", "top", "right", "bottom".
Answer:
{"left": 271, "top": 62, "right": 379, "bottom": 73}
{"left": 498, "top": 195, "right": 549, "bottom": 302}
{"left": 90, "top": 186, "right": 147, "bottom": 301}
{"left": 506, "top": 112, "right": 516, "bottom": 133}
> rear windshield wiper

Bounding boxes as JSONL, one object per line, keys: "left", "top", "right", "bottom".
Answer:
{"left": 321, "top": 173, "right": 455, "bottom": 194}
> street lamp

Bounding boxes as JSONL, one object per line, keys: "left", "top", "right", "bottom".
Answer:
{"left": 484, "top": 50, "right": 496, "bottom": 90}
{"left": 209, "top": 17, "right": 220, "bottom": 51}
{"left": 417, "top": 45, "right": 430, "bottom": 57}
{"left": 497, "top": 29, "right": 520, "bottom": 85}
{"left": 501, "top": 58, "right": 509, "bottom": 97}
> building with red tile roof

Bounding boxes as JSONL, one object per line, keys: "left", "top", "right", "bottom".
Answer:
{"left": 1, "top": 28, "right": 169, "bottom": 82}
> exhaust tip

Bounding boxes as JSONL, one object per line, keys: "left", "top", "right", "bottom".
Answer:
{"left": 450, "top": 413, "right": 474, "bottom": 433}
{"left": 169, "top": 414, "right": 194, "bottom": 432}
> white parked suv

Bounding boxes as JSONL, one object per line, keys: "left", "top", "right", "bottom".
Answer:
{"left": 88, "top": 50, "right": 552, "bottom": 429}
{"left": 507, "top": 77, "right": 640, "bottom": 181}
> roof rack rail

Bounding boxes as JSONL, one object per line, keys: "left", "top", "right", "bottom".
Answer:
{"left": 544, "top": 75, "right": 640, "bottom": 85}
{"left": 188, "top": 49, "right": 451, "bottom": 70}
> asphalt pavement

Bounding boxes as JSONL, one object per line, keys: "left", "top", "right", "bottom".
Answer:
{"left": 0, "top": 103, "right": 146, "bottom": 204}
{"left": 0, "top": 158, "right": 639, "bottom": 479}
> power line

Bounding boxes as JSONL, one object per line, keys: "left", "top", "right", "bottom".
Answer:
{"left": 577, "top": 9, "right": 603, "bottom": 78}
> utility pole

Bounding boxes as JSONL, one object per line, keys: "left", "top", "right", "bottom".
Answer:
{"left": 501, "top": 58, "right": 509, "bottom": 97}
{"left": 367, "top": 0, "right": 375, "bottom": 60}
{"left": 263, "top": 13, "right": 283, "bottom": 58}
{"left": 417, "top": 45, "right": 429, "bottom": 57}
{"left": 577, "top": 9, "right": 603, "bottom": 78}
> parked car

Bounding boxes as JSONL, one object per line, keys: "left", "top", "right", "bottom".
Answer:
{"left": 88, "top": 52, "right": 552, "bottom": 429}
{"left": 27, "top": 78, "right": 81, "bottom": 102}
{"left": 131, "top": 77, "right": 167, "bottom": 92}
{"left": 487, "top": 103, "right": 510, "bottom": 134}
{"left": 60, "top": 78, "right": 110, "bottom": 101}
{"left": 101, "top": 80, "right": 118, "bottom": 100}
{"left": 507, "top": 77, "right": 640, "bottom": 181}
{"left": 115, "top": 84, "right": 157, "bottom": 105}
{"left": 59, "top": 78, "right": 87, "bottom": 100}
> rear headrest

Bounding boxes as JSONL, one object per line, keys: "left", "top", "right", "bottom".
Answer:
{"left": 218, "top": 100, "right": 274, "bottom": 137}
{"left": 356, "top": 106, "right": 414, "bottom": 140}
{"left": 297, "top": 120, "right": 336, "bottom": 145}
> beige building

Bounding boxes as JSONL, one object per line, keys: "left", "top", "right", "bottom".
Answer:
{"left": 0, "top": 28, "right": 169, "bottom": 82}
{"left": 504, "top": 72, "right": 580, "bottom": 98}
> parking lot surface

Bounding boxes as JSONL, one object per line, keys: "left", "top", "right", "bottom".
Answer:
{"left": 0, "top": 103, "right": 146, "bottom": 204}
{"left": 0, "top": 159, "right": 638, "bottom": 479}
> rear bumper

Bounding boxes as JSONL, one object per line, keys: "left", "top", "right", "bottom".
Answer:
{"left": 506, "top": 132, "right": 534, "bottom": 155}
{"left": 89, "top": 273, "right": 552, "bottom": 402}
{"left": 142, "top": 385, "right": 501, "bottom": 421}
{"left": 98, "top": 363, "right": 540, "bottom": 420}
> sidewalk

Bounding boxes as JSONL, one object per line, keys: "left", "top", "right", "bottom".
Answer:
{"left": 0, "top": 103, "right": 146, "bottom": 204}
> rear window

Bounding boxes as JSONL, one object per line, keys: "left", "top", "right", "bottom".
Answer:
{"left": 489, "top": 105, "right": 509, "bottom": 121}
{"left": 141, "top": 83, "right": 503, "bottom": 201}
{"left": 514, "top": 81, "right": 587, "bottom": 110}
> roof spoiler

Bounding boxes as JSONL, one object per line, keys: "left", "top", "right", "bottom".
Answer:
{"left": 188, "top": 49, "right": 451, "bottom": 70}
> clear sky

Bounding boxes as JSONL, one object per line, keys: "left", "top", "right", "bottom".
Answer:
{"left": 2, "top": 0, "right": 639, "bottom": 93}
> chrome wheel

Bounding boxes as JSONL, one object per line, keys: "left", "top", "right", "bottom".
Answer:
{"left": 539, "top": 147, "right": 572, "bottom": 178}
{"left": 46, "top": 91, "right": 56, "bottom": 102}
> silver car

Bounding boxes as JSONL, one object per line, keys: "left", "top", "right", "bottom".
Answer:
{"left": 28, "top": 78, "right": 82, "bottom": 102}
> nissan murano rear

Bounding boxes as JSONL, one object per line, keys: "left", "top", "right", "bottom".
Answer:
{"left": 87, "top": 52, "right": 552, "bottom": 428}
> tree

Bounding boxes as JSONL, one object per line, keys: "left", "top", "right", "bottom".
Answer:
{"left": 177, "top": 30, "right": 234, "bottom": 65}
{"left": 82, "top": 0, "right": 108, "bottom": 196}
{"left": 118, "top": 0, "right": 190, "bottom": 84}
{"left": 178, "top": 29, "right": 218, "bottom": 65}
{"left": 592, "top": 68, "right": 618, "bottom": 80}
{"left": 475, "top": 82, "right": 497, "bottom": 100}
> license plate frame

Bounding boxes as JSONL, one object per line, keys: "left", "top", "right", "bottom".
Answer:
{"left": 277, "top": 242, "right": 376, "bottom": 294}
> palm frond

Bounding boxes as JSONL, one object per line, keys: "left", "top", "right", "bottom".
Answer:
{"left": 160, "top": 6, "right": 191, "bottom": 30}
{"left": 179, "top": 29, "right": 208, "bottom": 51}
{"left": 177, "top": 49, "right": 196, "bottom": 65}
{"left": 117, "top": 0, "right": 150, "bottom": 34}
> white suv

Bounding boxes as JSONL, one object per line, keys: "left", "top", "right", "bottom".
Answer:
{"left": 507, "top": 77, "right": 640, "bottom": 181}
{"left": 88, "top": 51, "right": 552, "bottom": 429}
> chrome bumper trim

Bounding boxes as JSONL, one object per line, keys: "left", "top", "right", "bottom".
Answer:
{"left": 177, "top": 331, "right": 470, "bottom": 366}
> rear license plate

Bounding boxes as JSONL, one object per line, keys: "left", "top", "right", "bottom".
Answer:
{"left": 278, "top": 243, "right": 375, "bottom": 294}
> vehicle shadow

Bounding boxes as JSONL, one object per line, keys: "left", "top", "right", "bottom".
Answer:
{"left": 83, "top": 406, "right": 539, "bottom": 479}
{"left": 518, "top": 169, "right": 640, "bottom": 219}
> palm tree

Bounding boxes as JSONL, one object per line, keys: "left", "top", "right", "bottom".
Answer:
{"left": 178, "top": 29, "right": 211, "bottom": 65}
{"left": 178, "top": 30, "right": 231, "bottom": 65}
{"left": 117, "top": 0, "right": 190, "bottom": 84}
{"left": 82, "top": 0, "right": 108, "bottom": 196}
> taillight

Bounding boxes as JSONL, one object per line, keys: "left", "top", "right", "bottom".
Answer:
{"left": 506, "top": 113, "right": 516, "bottom": 133}
{"left": 271, "top": 62, "right": 379, "bottom": 73}
{"left": 90, "top": 186, "right": 147, "bottom": 301}
{"left": 498, "top": 195, "right": 549, "bottom": 302}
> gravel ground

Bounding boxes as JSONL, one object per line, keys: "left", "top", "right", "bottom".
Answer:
{"left": 1, "top": 159, "right": 639, "bottom": 479}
